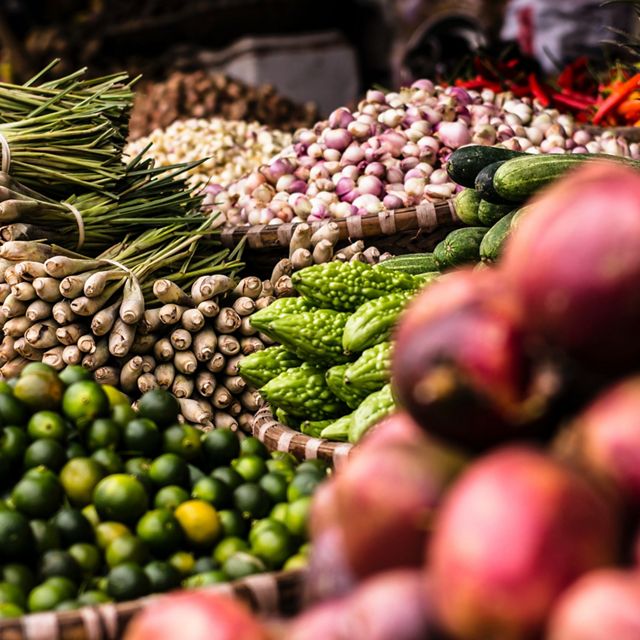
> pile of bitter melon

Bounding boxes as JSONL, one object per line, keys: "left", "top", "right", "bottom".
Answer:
{"left": 237, "top": 261, "right": 436, "bottom": 443}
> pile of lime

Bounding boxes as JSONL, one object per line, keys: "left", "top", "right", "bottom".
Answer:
{"left": 0, "top": 363, "right": 327, "bottom": 618}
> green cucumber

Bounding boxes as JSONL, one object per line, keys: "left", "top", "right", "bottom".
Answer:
{"left": 493, "top": 153, "right": 640, "bottom": 202}
{"left": 454, "top": 189, "right": 482, "bottom": 225}
{"left": 375, "top": 253, "right": 439, "bottom": 275}
{"left": 433, "top": 227, "right": 488, "bottom": 269}
{"left": 447, "top": 145, "right": 525, "bottom": 188}
{"left": 474, "top": 161, "right": 515, "bottom": 204}
{"left": 477, "top": 200, "right": 513, "bottom": 226}
{"left": 480, "top": 211, "right": 516, "bottom": 263}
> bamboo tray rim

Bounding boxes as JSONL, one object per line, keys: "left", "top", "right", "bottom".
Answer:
{"left": 220, "top": 199, "right": 459, "bottom": 250}
{"left": 0, "top": 568, "right": 307, "bottom": 640}
{"left": 252, "top": 405, "right": 354, "bottom": 468}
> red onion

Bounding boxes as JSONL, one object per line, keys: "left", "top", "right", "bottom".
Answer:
{"left": 328, "top": 107, "right": 355, "bottom": 129}
{"left": 341, "top": 143, "right": 365, "bottom": 165}
{"left": 404, "top": 167, "right": 426, "bottom": 180}
{"left": 309, "top": 164, "right": 330, "bottom": 181}
{"left": 385, "top": 166, "right": 404, "bottom": 184}
{"left": 323, "top": 161, "right": 340, "bottom": 175}
{"left": 297, "top": 130, "right": 317, "bottom": 145}
{"left": 252, "top": 183, "right": 275, "bottom": 203}
{"left": 436, "top": 121, "right": 471, "bottom": 148}
{"left": 364, "top": 162, "right": 385, "bottom": 178}
{"left": 357, "top": 175, "right": 383, "bottom": 196}
{"left": 298, "top": 155, "right": 316, "bottom": 169}
{"left": 340, "top": 165, "right": 360, "bottom": 181}
{"left": 310, "top": 201, "right": 329, "bottom": 219}
{"left": 294, "top": 165, "right": 310, "bottom": 181}
{"left": 332, "top": 202, "right": 357, "bottom": 218}
{"left": 502, "top": 161, "right": 640, "bottom": 372}
{"left": 336, "top": 177, "right": 355, "bottom": 197}
{"left": 347, "top": 120, "right": 371, "bottom": 139}
{"left": 430, "top": 168, "right": 449, "bottom": 185}
{"left": 401, "top": 142, "right": 420, "bottom": 157}
{"left": 275, "top": 174, "right": 296, "bottom": 192}
{"left": 289, "top": 194, "right": 311, "bottom": 218}
{"left": 366, "top": 89, "right": 385, "bottom": 103}
{"left": 411, "top": 79, "right": 434, "bottom": 92}
{"left": 288, "top": 180, "right": 307, "bottom": 194}
{"left": 431, "top": 447, "right": 620, "bottom": 640}
{"left": 307, "top": 142, "right": 323, "bottom": 158}
{"left": 324, "top": 128, "right": 352, "bottom": 151}
{"left": 353, "top": 193, "right": 383, "bottom": 214}
{"left": 204, "top": 183, "right": 223, "bottom": 197}
{"left": 323, "top": 148, "right": 341, "bottom": 162}
{"left": 340, "top": 189, "right": 359, "bottom": 204}
{"left": 383, "top": 194, "right": 404, "bottom": 209}
{"left": 548, "top": 569, "right": 640, "bottom": 640}
{"left": 446, "top": 86, "right": 472, "bottom": 106}
{"left": 379, "top": 131, "right": 406, "bottom": 156}
{"left": 400, "top": 157, "right": 419, "bottom": 172}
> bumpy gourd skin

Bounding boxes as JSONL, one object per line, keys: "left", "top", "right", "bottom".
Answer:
{"left": 325, "top": 364, "right": 369, "bottom": 409}
{"left": 349, "top": 384, "right": 395, "bottom": 443}
{"left": 257, "top": 309, "right": 351, "bottom": 366}
{"left": 291, "top": 261, "right": 419, "bottom": 312}
{"left": 237, "top": 345, "right": 302, "bottom": 388}
{"left": 249, "top": 297, "right": 313, "bottom": 332}
{"left": 320, "top": 412, "right": 354, "bottom": 441}
{"left": 342, "top": 291, "right": 414, "bottom": 353}
{"left": 344, "top": 341, "right": 392, "bottom": 393}
{"left": 260, "top": 363, "right": 347, "bottom": 420}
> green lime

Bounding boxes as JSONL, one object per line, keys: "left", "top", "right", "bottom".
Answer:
{"left": 93, "top": 474, "right": 149, "bottom": 525}
{"left": 251, "top": 521, "right": 293, "bottom": 568}
{"left": 144, "top": 561, "right": 182, "bottom": 593}
{"left": 62, "top": 381, "right": 109, "bottom": 427}
{"left": 233, "top": 455, "right": 268, "bottom": 483}
{"left": 213, "top": 537, "right": 250, "bottom": 567}
{"left": 0, "top": 511, "right": 33, "bottom": 560}
{"left": 123, "top": 419, "right": 161, "bottom": 457}
{"left": 81, "top": 504, "right": 100, "bottom": 528}
{"left": 1, "top": 564, "right": 35, "bottom": 594}
{"left": 239, "top": 437, "right": 269, "bottom": 459}
{"left": 259, "top": 473, "right": 289, "bottom": 504}
{"left": 102, "top": 385, "right": 130, "bottom": 409}
{"left": 168, "top": 551, "right": 195, "bottom": 577}
{"left": 111, "top": 403, "right": 136, "bottom": 428}
{"left": 91, "top": 448, "right": 123, "bottom": 475}
{"left": 60, "top": 457, "right": 105, "bottom": 506}
{"left": 193, "top": 557, "right": 217, "bottom": 573}
{"left": 55, "top": 599, "right": 79, "bottom": 611}
{"left": 86, "top": 418, "right": 120, "bottom": 451}
{"left": 95, "top": 522, "right": 131, "bottom": 550}
{"left": 66, "top": 442, "right": 87, "bottom": 460}
{"left": 202, "top": 429, "right": 240, "bottom": 468}
{"left": 136, "top": 509, "right": 183, "bottom": 557}
{"left": 137, "top": 389, "right": 179, "bottom": 428}
{"left": 124, "top": 457, "right": 153, "bottom": 492}
{"left": 77, "top": 590, "right": 112, "bottom": 606}
{"left": 105, "top": 535, "right": 148, "bottom": 568}
{"left": 270, "top": 503, "right": 289, "bottom": 525}
{"left": 27, "top": 411, "right": 68, "bottom": 442}
{"left": 0, "top": 582, "right": 26, "bottom": 608}
{"left": 22, "top": 363, "right": 57, "bottom": 378}
{"left": 154, "top": 485, "right": 189, "bottom": 511}
{"left": 30, "top": 520, "right": 61, "bottom": 553}
{"left": 271, "top": 451, "right": 297, "bottom": 463}
{"left": 0, "top": 426, "right": 27, "bottom": 461}
{"left": 39, "top": 550, "right": 82, "bottom": 584}
{"left": 299, "top": 543, "right": 311, "bottom": 556}
{"left": 223, "top": 552, "right": 266, "bottom": 580}
{"left": 283, "top": 554, "right": 308, "bottom": 570}
{"left": 191, "top": 477, "right": 232, "bottom": 509}
{"left": 162, "top": 424, "right": 202, "bottom": 461}
{"left": 51, "top": 508, "right": 94, "bottom": 546}
{"left": 0, "top": 393, "right": 26, "bottom": 426}
{"left": 59, "top": 365, "right": 91, "bottom": 386}
{"left": 218, "top": 509, "right": 248, "bottom": 538}
{"left": 12, "top": 468, "right": 62, "bottom": 518}
{"left": 187, "top": 464, "right": 205, "bottom": 488}
{"left": 295, "top": 460, "right": 329, "bottom": 477}
{"left": 285, "top": 497, "right": 312, "bottom": 537}
{"left": 0, "top": 382, "right": 10, "bottom": 394}
{"left": 106, "top": 563, "right": 151, "bottom": 602}
{"left": 183, "top": 570, "right": 228, "bottom": 588}
{"left": 233, "top": 483, "right": 271, "bottom": 519}
{"left": 265, "top": 459, "right": 295, "bottom": 483}
{"left": 0, "top": 602, "right": 23, "bottom": 618}
{"left": 248, "top": 518, "right": 279, "bottom": 547}
{"left": 24, "top": 439, "right": 67, "bottom": 472}
{"left": 28, "top": 580, "right": 74, "bottom": 613}
{"left": 68, "top": 543, "right": 101, "bottom": 575}
{"left": 149, "top": 453, "right": 189, "bottom": 488}
{"left": 287, "top": 472, "right": 323, "bottom": 502}
{"left": 211, "top": 466, "right": 243, "bottom": 490}
{"left": 14, "top": 373, "right": 64, "bottom": 411}
{"left": 174, "top": 500, "right": 220, "bottom": 549}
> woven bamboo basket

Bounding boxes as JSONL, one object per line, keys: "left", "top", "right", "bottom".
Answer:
{"left": 238, "top": 201, "right": 461, "bottom": 462}
{"left": 0, "top": 569, "right": 306, "bottom": 640}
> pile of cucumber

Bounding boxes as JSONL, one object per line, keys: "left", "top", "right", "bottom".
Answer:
{"left": 444, "top": 145, "right": 640, "bottom": 266}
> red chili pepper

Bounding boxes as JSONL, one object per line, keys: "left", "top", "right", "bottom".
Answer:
{"left": 618, "top": 100, "right": 640, "bottom": 119}
{"left": 593, "top": 73, "right": 640, "bottom": 124}
{"left": 559, "top": 89, "right": 597, "bottom": 105}
{"left": 551, "top": 92, "right": 593, "bottom": 111}
{"left": 528, "top": 74, "right": 550, "bottom": 106}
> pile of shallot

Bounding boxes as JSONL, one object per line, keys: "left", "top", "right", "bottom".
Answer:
{"left": 205, "top": 81, "right": 640, "bottom": 226}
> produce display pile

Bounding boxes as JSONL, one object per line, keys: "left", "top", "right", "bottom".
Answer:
{"left": 207, "top": 82, "right": 638, "bottom": 226}
{"left": 129, "top": 71, "right": 319, "bottom": 141}
{"left": 0, "top": 365, "right": 326, "bottom": 616}
{"left": 125, "top": 118, "right": 292, "bottom": 188}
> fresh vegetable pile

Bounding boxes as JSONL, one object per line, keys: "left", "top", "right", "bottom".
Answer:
{"left": 0, "top": 364, "right": 326, "bottom": 617}
{"left": 238, "top": 261, "right": 436, "bottom": 443}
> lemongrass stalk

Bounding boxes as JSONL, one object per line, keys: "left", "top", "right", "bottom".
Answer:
{"left": 4, "top": 265, "right": 19, "bottom": 286}
{"left": 241, "top": 389, "right": 264, "bottom": 413}
{"left": 0, "top": 337, "right": 16, "bottom": 362}
{"left": 120, "top": 276, "right": 144, "bottom": 325}
{"left": 224, "top": 375, "right": 246, "bottom": 395}
{"left": 138, "top": 373, "right": 159, "bottom": 394}
{"left": 172, "top": 375, "right": 194, "bottom": 399}
{"left": 196, "top": 371, "right": 217, "bottom": 397}
{"left": 239, "top": 317, "right": 258, "bottom": 337}
{"left": 42, "top": 346, "right": 64, "bottom": 370}
{"left": 0, "top": 241, "right": 53, "bottom": 262}
{"left": 25, "top": 299, "right": 50, "bottom": 322}
{"left": 1, "top": 293, "right": 27, "bottom": 318}
{"left": 238, "top": 413, "right": 253, "bottom": 432}
{"left": 45, "top": 256, "right": 104, "bottom": 278}
{"left": 84, "top": 270, "right": 123, "bottom": 298}
{"left": 159, "top": 304, "right": 186, "bottom": 326}
{"left": 170, "top": 329, "right": 192, "bottom": 352}
{"left": 232, "top": 277, "right": 262, "bottom": 300}
{"left": 155, "top": 363, "right": 176, "bottom": 389}
{"left": 179, "top": 398, "right": 212, "bottom": 425}
{"left": 181, "top": 308, "right": 204, "bottom": 332}
{"left": 91, "top": 299, "right": 120, "bottom": 336}
{"left": 15, "top": 260, "right": 47, "bottom": 280}
{"left": 120, "top": 356, "right": 144, "bottom": 393}
{"left": 224, "top": 355, "right": 244, "bottom": 377}
{"left": 52, "top": 300, "right": 75, "bottom": 325}
{"left": 218, "top": 335, "right": 240, "bottom": 357}
{"left": 82, "top": 339, "right": 109, "bottom": 371}
{"left": 213, "top": 308, "right": 241, "bottom": 334}
{"left": 62, "top": 345, "right": 82, "bottom": 365}
{"left": 255, "top": 296, "right": 276, "bottom": 310}
{"left": 3, "top": 315, "right": 31, "bottom": 337}
{"left": 109, "top": 318, "right": 136, "bottom": 357}
{"left": 193, "top": 329, "right": 217, "bottom": 362}
{"left": 174, "top": 351, "right": 197, "bottom": 375}
{"left": 261, "top": 281, "right": 275, "bottom": 297}
{"left": 25, "top": 321, "right": 58, "bottom": 349}
{"left": 11, "top": 282, "right": 36, "bottom": 302}
{"left": 212, "top": 385, "right": 233, "bottom": 410}
{"left": 14, "top": 337, "right": 42, "bottom": 361}
{"left": 232, "top": 297, "right": 256, "bottom": 317}
{"left": 153, "top": 279, "right": 193, "bottom": 306}
{"left": 240, "top": 336, "right": 265, "bottom": 355}
{"left": 56, "top": 323, "right": 84, "bottom": 346}
{"left": 197, "top": 300, "right": 219, "bottom": 318}
{"left": 228, "top": 401, "right": 242, "bottom": 417}
{"left": 33, "top": 277, "right": 62, "bottom": 303}
{"left": 154, "top": 338, "right": 174, "bottom": 363}
{"left": 77, "top": 334, "right": 96, "bottom": 354}
{"left": 131, "top": 333, "right": 157, "bottom": 355}
{"left": 258, "top": 332, "right": 275, "bottom": 347}
{"left": 0, "top": 357, "right": 29, "bottom": 377}
{"left": 95, "top": 366, "right": 120, "bottom": 386}
{"left": 206, "top": 352, "right": 226, "bottom": 373}
{"left": 141, "top": 356, "right": 155, "bottom": 374}
{"left": 60, "top": 274, "right": 90, "bottom": 299}
{"left": 214, "top": 411, "right": 238, "bottom": 431}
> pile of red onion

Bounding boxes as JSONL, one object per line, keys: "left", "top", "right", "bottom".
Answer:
{"left": 203, "top": 82, "right": 639, "bottom": 226}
